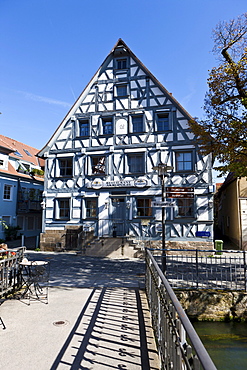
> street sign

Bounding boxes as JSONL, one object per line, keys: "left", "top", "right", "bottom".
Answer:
{"left": 166, "top": 187, "right": 194, "bottom": 193}
{"left": 166, "top": 192, "right": 194, "bottom": 199}
{"left": 151, "top": 201, "right": 176, "bottom": 207}
{"left": 196, "top": 231, "right": 211, "bottom": 237}
{"left": 165, "top": 187, "right": 194, "bottom": 198}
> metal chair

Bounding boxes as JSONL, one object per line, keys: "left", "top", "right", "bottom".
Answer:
{"left": 22, "top": 261, "right": 50, "bottom": 304}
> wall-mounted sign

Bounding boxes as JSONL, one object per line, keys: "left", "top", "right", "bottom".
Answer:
{"left": 151, "top": 201, "right": 176, "bottom": 207}
{"left": 88, "top": 178, "right": 149, "bottom": 189}
{"left": 195, "top": 231, "right": 211, "bottom": 238}
{"left": 134, "top": 178, "right": 147, "bottom": 188}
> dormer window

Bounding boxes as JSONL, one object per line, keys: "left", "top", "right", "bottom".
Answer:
{"left": 116, "top": 58, "right": 127, "bottom": 70}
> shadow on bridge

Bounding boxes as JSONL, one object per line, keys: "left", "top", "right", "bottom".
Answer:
{"left": 50, "top": 287, "right": 159, "bottom": 370}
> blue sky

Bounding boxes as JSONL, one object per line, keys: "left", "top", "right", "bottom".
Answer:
{"left": 1, "top": 0, "right": 246, "bottom": 182}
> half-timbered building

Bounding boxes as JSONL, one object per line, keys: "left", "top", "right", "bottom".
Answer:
{"left": 38, "top": 39, "right": 214, "bottom": 254}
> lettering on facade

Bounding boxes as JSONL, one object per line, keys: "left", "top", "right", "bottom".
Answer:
{"left": 89, "top": 178, "right": 148, "bottom": 189}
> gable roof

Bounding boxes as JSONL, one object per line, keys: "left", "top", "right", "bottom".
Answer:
{"left": 38, "top": 39, "right": 194, "bottom": 157}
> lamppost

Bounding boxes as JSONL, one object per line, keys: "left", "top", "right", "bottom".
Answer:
{"left": 153, "top": 162, "right": 173, "bottom": 274}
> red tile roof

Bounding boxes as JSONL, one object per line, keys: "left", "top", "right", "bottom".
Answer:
{"left": 0, "top": 135, "right": 44, "bottom": 181}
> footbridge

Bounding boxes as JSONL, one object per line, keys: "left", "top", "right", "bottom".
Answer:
{"left": 2, "top": 247, "right": 240, "bottom": 369}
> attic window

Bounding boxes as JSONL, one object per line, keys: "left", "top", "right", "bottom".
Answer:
{"left": 23, "top": 149, "right": 32, "bottom": 157}
{"left": 14, "top": 150, "right": 23, "bottom": 157}
{"left": 116, "top": 58, "right": 127, "bottom": 70}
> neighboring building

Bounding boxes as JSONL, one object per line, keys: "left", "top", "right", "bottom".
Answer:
{"left": 0, "top": 135, "right": 44, "bottom": 241}
{"left": 216, "top": 174, "right": 247, "bottom": 249}
{"left": 38, "top": 39, "right": 214, "bottom": 252}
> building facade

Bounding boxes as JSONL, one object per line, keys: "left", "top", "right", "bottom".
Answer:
{"left": 38, "top": 39, "right": 214, "bottom": 252}
{"left": 0, "top": 135, "right": 44, "bottom": 241}
{"left": 216, "top": 174, "right": 247, "bottom": 250}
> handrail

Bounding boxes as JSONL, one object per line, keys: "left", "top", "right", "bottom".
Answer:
{"left": 146, "top": 248, "right": 217, "bottom": 370}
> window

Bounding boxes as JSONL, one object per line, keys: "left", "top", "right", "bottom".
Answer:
{"left": 102, "top": 117, "right": 113, "bottom": 135}
{"left": 136, "top": 198, "right": 152, "bottom": 217}
{"left": 131, "top": 115, "right": 143, "bottom": 133}
{"left": 58, "top": 158, "right": 73, "bottom": 177}
{"left": 56, "top": 198, "right": 70, "bottom": 220}
{"left": 116, "top": 84, "right": 127, "bottom": 97}
{"left": 14, "top": 150, "right": 23, "bottom": 157}
{"left": 79, "top": 119, "right": 89, "bottom": 136}
{"left": 156, "top": 112, "right": 169, "bottom": 131}
{"left": 0, "top": 159, "right": 4, "bottom": 167}
{"left": 175, "top": 152, "right": 193, "bottom": 171}
{"left": 127, "top": 154, "right": 144, "bottom": 174}
{"left": 23, "top": 149, "right": 32, "bottom": 157}
{"left": 23, "top": 163, "right": 30, "bottom": 172}
{"left": 86, "top": 199, "right": 97, "bottom": 218}
{"left": 3, "top": 184, "right": 12, "bottom": 200}
{"left": 116, "top": 58, "right": 127, "bottom": 70}
{"left": 175, "top": 199, "right": 194, "bottom": 218}
{"left": 91, "top": 156, "right": 106, "bottom": 175}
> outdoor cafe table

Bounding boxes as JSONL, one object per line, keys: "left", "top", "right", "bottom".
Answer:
{"left": 19, "top": 260, "right": 50, "bottom": 303}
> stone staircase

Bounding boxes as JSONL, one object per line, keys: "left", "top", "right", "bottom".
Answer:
{"left": 79, "top": 236, "right": 145, "bottom": 258}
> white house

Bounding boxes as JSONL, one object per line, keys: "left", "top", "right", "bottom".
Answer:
{"left": 38, "top": 39, "right": 214, "bottom": 253}
{"left": 0, "top": 135, "right": 44, "bottom": 241}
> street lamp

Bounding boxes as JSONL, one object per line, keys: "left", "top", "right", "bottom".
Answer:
{"left": 152, "top": 162, "right": 173, "bottom": 274}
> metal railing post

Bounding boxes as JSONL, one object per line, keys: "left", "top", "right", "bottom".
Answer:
{"left": 244, "top": 250, "right": 247, "bottom": 292}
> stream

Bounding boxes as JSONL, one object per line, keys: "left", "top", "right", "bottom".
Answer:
{"left": 193, "top": 321, "right": 247, "bottom": 369}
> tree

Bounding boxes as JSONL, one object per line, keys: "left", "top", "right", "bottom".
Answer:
{"left": 190, "top": 13, "right": 247, "bottom": 177}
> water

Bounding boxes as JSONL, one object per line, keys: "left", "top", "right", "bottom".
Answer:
{"left": 193, "top": 322, "right": 247, "bottom": 370}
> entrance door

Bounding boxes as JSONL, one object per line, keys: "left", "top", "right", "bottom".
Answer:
{"left": 111, "top": 198, "right": 126, "bottom": 236}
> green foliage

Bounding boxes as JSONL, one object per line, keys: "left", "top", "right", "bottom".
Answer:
{"left": 0, "top": 219, "right": 8, "bottom": 230}
{"left": 189, "top": 13, "right": 247, "bottom": 177}
{"left": 30, "top": 168, "right": 44, "bottom": 176}
{"left": 4, "top": 225, "right": 21, "bottom": 240}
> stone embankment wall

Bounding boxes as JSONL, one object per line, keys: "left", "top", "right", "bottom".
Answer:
{"left": 175, "top": 290, "right": 247, "bottom": 321}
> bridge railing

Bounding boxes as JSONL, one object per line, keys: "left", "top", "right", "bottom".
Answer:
{"left": 145, "top": 248, "right": 217, "bottom": 370}
{"left": 151, "top": 249, "right": 247, "bottom": 291}
{"left": 0, "top": 247, "right": 25, "bottom": 297}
